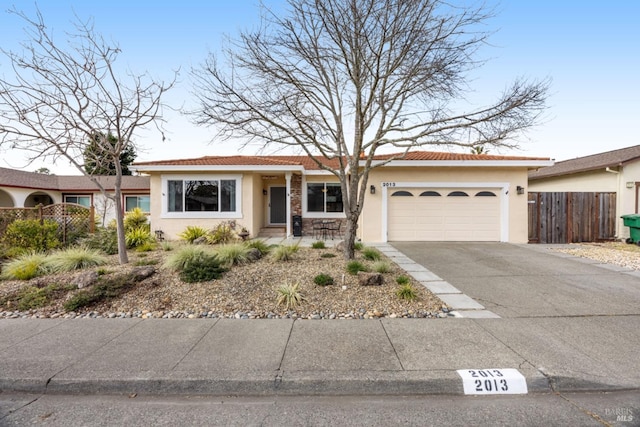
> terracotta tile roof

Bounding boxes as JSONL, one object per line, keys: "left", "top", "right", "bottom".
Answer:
{"left": 0, "top": 167, "right": 149, "bottom": 192}
{"left": 529, "top": 145, "right": 640, "bottom": 180}
{"left": 133, "top": 151, "right": 549, "bottom": 170}
{"left": 132, "top": 154, "right": 343, "bottom": 170}
{"left": 372, "top": 151, "right": 550, "bottom": 161}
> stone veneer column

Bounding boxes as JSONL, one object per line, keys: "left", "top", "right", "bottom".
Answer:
{"left": 290, "top": 174, "right": 302, "bottom": 216}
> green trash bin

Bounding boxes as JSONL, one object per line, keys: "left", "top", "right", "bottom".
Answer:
{"left": 621, "top": 214, "right": 640, "bottom": 244}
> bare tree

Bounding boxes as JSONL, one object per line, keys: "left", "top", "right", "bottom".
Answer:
{"left": 191, "top": 0, "right": 549, "bottom": 258}
{"left": 0, "top": 7, "right": 175, "bottom": 264}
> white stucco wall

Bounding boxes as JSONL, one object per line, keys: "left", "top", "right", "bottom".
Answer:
{"left": 363, "top": 167, "right": 530, "bottom": 243}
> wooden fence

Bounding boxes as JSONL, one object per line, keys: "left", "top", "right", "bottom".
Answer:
{"left": 528, "top": 192, "right": 616, "bottom": 243}
{"left": 0, "top": 204, "right": 94, "bottom": 245}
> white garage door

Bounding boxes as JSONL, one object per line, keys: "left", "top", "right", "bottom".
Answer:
{"left": 387, "top": 188, "right": 501, "bottom": 241}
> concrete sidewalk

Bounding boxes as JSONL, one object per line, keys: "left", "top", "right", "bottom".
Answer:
{"left": 1, "top": 315, "right": 639, "bottom": 396}
{"left": 1, "top": 241, "right": 639, "bottom": 397}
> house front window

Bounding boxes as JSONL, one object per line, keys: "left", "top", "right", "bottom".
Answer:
{"left": 64, "top": 195, "right": 91, "bottom": 207}
{"left": 307, "top": 183, "right": 343, "bottom": 213}
{"left": 163, "top": 176, "right": 241, "bottom": 217}
{"left": 125, "top": 195, "right": 150, "bottom": 212}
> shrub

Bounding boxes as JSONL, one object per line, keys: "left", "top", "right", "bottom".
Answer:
{"left": 215, "top": 243, "right": 251, "bottom": 268}
{"left": 125, "top": 227, "right": 153, "bottom": 249}
{"left": 161, "top": 242, "right": 174, "bottom": 251}
{"left": 396, "top": 275, "right": 410, "bottom": 285}
{"left": 123, "top": 207, "right": 148, "bottom": 231}
{"left": 180, "top": 255, "right": 227, "bottom": 283}
{"left": 164, "top": 246, "right": 213, "bottom": 271}
{"left": 45, "top": 247, "right": 108, "bottom": 273}
{"left": 396, "top": 283, "right": 417, "bottom": 301}
{"left": 2, "top": 219, "right": 60, "bottom": 252}
{"left": 373, "top": 261, "right": 392, "bottom": 273}
{"left": 353, "top": 242, "right": 364, "bottom": 251}
{"left": 134, "top": 258, "right": 159, "bottom": 266}
{"left": 244, "top": 239, "right": 271, "bottom": 256}
{"left": 135, "top": 240, "right": 157, "bottom": 252}
{"left": 311, "top": 241, "right": 326, "bottom": 249}
{"left": 81, "top": 227, "right": 118, "bottom": 255}
{"left": 11, "top": 284, "right": 72, "bottom": 311}
{"left": 362, "top": 247, "right": 382, "bottom": 261}
{"left": 313, "top": 273, "right": 334, "bottom": 286}
{"left": 271, "top": 244, "right": 300, "bottom": 261}
{"left": 0, "top": 252, "right": 49, "bottom": 280}
{"left": 63, "top": 269, "right": 151, "bottom": 311}
{"left": 276, "top": 283, "right": 305, "bottom": 309}
{"left": 346, "top": 260, "right": 368, "bottom": 275}
{"left": 178, "top": 225, "right": 208, "bottom": 244}
{"left": 320, "top": 253, "right": 336, "bottom": 259}
{"left": 206, "top": 222, "right": 238, "bottom": 244}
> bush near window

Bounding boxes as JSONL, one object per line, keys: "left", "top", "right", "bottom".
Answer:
{"left": 2, "top": 219, "right": 61, "bottom": 253}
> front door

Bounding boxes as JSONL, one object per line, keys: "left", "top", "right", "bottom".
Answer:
{"left": 269, "top": 186, "right": 286, "bottom": 225}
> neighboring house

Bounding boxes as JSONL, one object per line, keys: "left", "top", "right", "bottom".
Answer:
{"left": 528, "top": 145, "right": 640, "bottom": 241}
{"left": 0, "top": 167, "right": 150, "bottom": 226}
{"left": 130, "top": 151, "right": 551, "bottom": 242}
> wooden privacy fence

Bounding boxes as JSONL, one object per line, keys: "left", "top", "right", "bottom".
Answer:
{"left": 528, "top": 192, "right": 616, "bottom": 243}
{"left": 0, "top": 203, "right": 94, "bottom": 245}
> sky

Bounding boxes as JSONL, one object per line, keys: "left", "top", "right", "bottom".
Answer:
{"left": 0, "top": 0, "right": 638, "bottom": 175}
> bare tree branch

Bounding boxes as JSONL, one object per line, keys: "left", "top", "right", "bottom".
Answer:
{"left": 0, "top": 6, "right": 176, "bottom": 264}
{"left": 190, "top": 0, "right": 549, "bottom": 258}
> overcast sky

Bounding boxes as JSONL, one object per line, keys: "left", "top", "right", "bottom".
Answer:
{"left": 0, "top": 1, "right": 638, "bottom": 174}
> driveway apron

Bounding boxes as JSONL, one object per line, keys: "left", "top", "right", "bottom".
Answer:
{"left": 390, "top": 242, "right": 640, "bottom": 318}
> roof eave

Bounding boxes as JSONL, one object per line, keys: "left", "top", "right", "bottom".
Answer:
{"left": 130, "top": 165, "right": 306, "bottom": 173}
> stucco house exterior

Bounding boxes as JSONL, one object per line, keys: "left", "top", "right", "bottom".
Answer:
{"left": 130, "top": 151, "right": 552, "bottom": 242}
{"left": 528, "top": 145, "right": 640, "bottom": 240}
{"left": 0, "top": 167, "right": 150, "bottom": 226}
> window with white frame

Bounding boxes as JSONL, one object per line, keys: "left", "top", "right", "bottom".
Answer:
{"left": 64, "top": 195, "right": 91, "bottom": 207}
{"left": 165, "top": 177, "right": 240, "bottom": 215}
{"left": 307, "top": 182, "right": 343, "bottom": 213}
{"left": 125, "top": 195, "right": 150, "bottom": 212}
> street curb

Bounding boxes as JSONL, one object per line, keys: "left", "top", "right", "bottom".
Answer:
{"left": 2, "top": 371, "right": 556, "bottom": 397}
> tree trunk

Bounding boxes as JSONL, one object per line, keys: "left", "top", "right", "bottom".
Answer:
{"left": 342, "top": 211, "right": 359, "bottom": 259}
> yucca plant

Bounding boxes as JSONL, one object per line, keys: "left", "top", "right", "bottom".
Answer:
{"left": 396, "top": 283, "right": 417, "bottom": 301}
{"left": 45, "top": 247, "right": 108, "bottom": 273}
{"left": 125, "top": 227, "right": 153, "bottom": 249}
{"left": 178, "top": 225, "right": 208, "bottom": 244}
{"left": 123, "top": 207, "right": 148, "bottom": 231}
{"left": 276, "top": 282, "right": 306, "bottom": 309}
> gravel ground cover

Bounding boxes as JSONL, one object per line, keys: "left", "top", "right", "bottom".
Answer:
{"left": 0, "top": 243, "right": 448, "bottom": 320}
{"left": 553, "top": 241, "right": 640, "bottom": 270}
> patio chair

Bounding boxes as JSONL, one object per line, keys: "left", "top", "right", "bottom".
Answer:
{"left": 326, "top": 219, "right": 342, "bottom": 239}
{"left": 312, "top": 219, "right": 325, "bottom": 239}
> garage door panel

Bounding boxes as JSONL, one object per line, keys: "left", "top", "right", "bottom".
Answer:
{"left": 388, "top": 187, "right": 501, "bottom": 242}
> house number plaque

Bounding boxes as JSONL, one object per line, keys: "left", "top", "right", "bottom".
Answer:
{"left": 457, "top": 369, "right": 528, "bottom": 395}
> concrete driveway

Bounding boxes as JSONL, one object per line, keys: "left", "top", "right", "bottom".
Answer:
{"left": 390, "top": 242, "right": 640, "bottom": 318}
